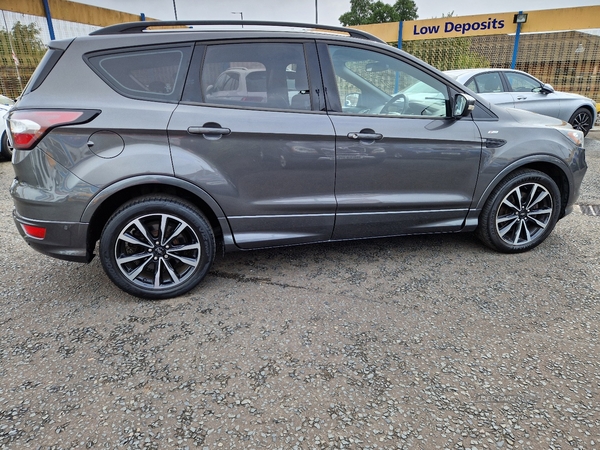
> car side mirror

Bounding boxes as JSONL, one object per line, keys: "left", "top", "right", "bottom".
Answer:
{"left": 453, "top": 93, "right": 475, "bottom": 118}
{"left": 345, "top": 93, "right": 359, "bottom": 107}
{"left": 540, "top": 83, "right": 554, "bottom": 94}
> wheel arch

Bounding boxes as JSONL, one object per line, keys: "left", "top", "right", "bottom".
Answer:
{"left": 516, "top": 161, "right": 569, "bottom": 217}
{"left": 472, "top": 157, "right": 572, "bottom": 221}
{"left": 82, "top": 175, "right": 234, "bottom": 259}
{"left": 569, "top": 104, "right": 595, "bottom": 120}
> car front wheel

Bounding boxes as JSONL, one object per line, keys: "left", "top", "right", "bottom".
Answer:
{"left": 476, "top": 169, "right": 561, "bottom": 253}
{"left": 569, "top": 107, "right": 593, "bottom": 136}
{"left": 99, "top": 195, "right": 215, "bottom": 299}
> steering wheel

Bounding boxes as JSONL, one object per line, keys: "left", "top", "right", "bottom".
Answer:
{"left": 380, "top": 93, "right": 407, "bottom": 115}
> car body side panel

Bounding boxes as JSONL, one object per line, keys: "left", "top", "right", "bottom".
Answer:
{"left": 329, "top": 114, "right": 483, "bottom": 239}
{"left": 506, "top": 91, "right": 562, "bottom": 119}
{"left": 468, "top": 108, "right": 587, "bottom": 216}
{"left": 168, "top": 105, "right": 337, "bottom": 249}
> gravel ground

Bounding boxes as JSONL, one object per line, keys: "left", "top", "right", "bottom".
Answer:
{"left": 1, "top": 135, "right": 599, "bottom": 449}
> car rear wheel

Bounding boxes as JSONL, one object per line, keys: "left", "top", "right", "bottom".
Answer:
{"left": 99, "top": 195, "right": 215, "bottom": 299}
{"left": 476, "top": 169, "right": 561, "bottom": 253}
{"left": 0, "top": 131, "right": 12, "bottom": 160}
{"left": 569, "top": 107, "right": 593, "bottom": 136}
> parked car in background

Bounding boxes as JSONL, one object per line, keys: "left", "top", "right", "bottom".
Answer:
{"left": 0, "top": 94, "right": 14, "bottom": 106}
{"left": 0, "top": 95, "right": 15, "bottom": 160}
{"left": 445, "top": 68, "right": 597, "bottom": 135}
{"left": 6, "top": 21, "right": 587, "bottom": 299}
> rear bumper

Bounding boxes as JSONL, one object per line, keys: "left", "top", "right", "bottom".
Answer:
{"left": 13, "top": 210, "right": 91, "bottom": 263}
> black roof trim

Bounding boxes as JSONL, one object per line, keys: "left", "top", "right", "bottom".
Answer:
{"left": 90, "top": 20, "right": 386, "bottom": 44}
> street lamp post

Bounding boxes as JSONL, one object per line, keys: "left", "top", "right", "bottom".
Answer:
{"left": 315, "top": 0, "right": 318, "bottom": 24}
{"left": 232, "top": 11, "right": 243, "bottom": 27}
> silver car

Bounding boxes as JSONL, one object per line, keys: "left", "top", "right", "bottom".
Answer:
{"left": 0, "top": 95, "right": 15, "bottom": 160}
{"left": 445, "top": 68, "right": 597, "bottom": 135}
{"left": 6, "top": 21, "right": 588, "bottom": 299}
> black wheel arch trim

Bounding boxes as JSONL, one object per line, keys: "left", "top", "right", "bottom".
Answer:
{"left": 472, "top": 154, "right": 574, "bottom": 213}
{"left": 80, "top": 174, "right": 236, "bottom": 251}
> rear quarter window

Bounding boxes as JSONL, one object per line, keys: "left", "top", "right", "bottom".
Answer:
{"left": 86, "top": 45, "right": 193, "bottom": 102}
{"left": 22, "top": 47, "right": 66, "bottom": 95}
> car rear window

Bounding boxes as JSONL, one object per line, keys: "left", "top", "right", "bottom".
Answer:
{"left": 86, "top": 45, "right": 193, "bottom": 102}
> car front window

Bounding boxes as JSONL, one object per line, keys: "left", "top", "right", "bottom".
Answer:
{"left": 505, "top": 72, "right": 542, "bottom": 92}
{"left": 327, "top": 45, "right": 449, "bottom": 117}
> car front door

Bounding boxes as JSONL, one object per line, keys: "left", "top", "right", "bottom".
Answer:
{"left": 169, "top": 41, "right": 337, "bottom": 249}
{"left": 503, "top": 71, "right": 559, "bottom": 118}
{"left": 319, "top": 43, "right": 483, "bottom": 240}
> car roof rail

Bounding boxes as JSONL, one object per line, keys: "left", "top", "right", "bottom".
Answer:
{"left": 90, "top": 20, "right": 386, "bottom": 44}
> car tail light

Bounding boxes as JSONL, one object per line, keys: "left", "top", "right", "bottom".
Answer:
{"left": 21, "top": 223, "right": 47, "bottom": 239}
{"left": 7, "top": 109, "right": 100, "bottom": 150}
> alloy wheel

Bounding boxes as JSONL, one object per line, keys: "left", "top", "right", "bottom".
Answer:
{"left": 114, "top": 213, "right": 202, "bottom": 290}
{"left": 495, "top": 182, "right": 553, "bottom": 246}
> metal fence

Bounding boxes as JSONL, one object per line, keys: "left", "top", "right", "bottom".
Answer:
{"left": 1, "top": 8, "right": 599, "bottom": 106}
{"left": 404, "top": 31, "right": 600, "bottom": 104}
{"left": 1, "top": 10, "right": 98, "bottom": 98}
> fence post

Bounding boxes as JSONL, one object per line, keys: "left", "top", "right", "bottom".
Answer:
{"left": 397, "top": 21, "right": 403, "bottom": 50}
{"left": 511, "top": 11, "right": 524, "bottom": 69}
{"left": 41, "top": 0, "right": 56, "bottom": 40}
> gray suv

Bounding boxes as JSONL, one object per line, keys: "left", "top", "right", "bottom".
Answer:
{"left": 7, "top": 21, "right": 587, "bottom": 299}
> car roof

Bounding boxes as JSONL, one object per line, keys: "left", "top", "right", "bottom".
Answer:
{"left": 444, "top": 68, "right": 530, "bottom": 78}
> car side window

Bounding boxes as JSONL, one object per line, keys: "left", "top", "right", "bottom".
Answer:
{"left": 504, "top": 72, "right": 542, "bottom": 92}
{"left": 200, "top": 43, "right": 311, "bottom": 111}
{"left": 327, "top": 45, "right": 449, "bottom": 117}
{"left": 465, "top": 78, "right": 477, "bottom": 91}
{"left": 86, "top": 45, "right": 193, "bottom": 102}
{"left": 472, "top": 72, "right": 503, "bottom": 93}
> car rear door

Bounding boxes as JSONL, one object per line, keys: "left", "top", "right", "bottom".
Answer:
{"left": 168, "top": 41, "right": 337, "bottom": 249}
{"left": 318, "top": 43, "right": 483, "bottom": 240}
{"left": 468, "top": 71, "right": 515, "bottom": 108}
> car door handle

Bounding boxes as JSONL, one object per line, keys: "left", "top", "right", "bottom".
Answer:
{"left": 516, "top": 96, "right": 527, "bottom": 100}
{"left": 347, "top": 132, "right": 383, "bottom": 141}
{"left": 188, "top": 126, "right": 231, "bottom": 136}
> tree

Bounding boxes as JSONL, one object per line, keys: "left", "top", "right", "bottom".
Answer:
{"left": 11, "top": 22, "right": 45, "bottom": 54}
{"left": 339, "top": 0, "right": 418, "bottom": 26}
{"left": 0, "top": 21, "right": 45, "bottom": 56}
{"left": 0, "top": 22, "right": 46, "bottom": 98}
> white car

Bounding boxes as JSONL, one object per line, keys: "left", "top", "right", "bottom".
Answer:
{"left": 0, "top": 94, "right": 15, "bottom": 160}
{"left": 445, "top": 68, "right": 597, "bottom": 135}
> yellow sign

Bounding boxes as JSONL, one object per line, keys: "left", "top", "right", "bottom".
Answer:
{"left": 353, "top": 6, "right": 600, "bottom": 43}
{"left": 402, "top": 13, "right": 517, "bottom": 41}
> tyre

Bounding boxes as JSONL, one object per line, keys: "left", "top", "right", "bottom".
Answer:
{"left": 568, "top": 107, "right": 593, "bottom": 136}
{"left": 99, "top": 195, "right": 215, "bottom": 299}
{"left": 476, "top": 169, "right": 561, "bottom": 253}
{"left": 0, "top": 131, "right": 12, "bottom": 161}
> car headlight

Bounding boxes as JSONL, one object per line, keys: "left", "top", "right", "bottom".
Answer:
{"left": 556, "top": 127, "right": 584, "bottom": 147}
